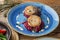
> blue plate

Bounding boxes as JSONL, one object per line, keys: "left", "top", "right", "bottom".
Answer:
{"left": 8, "top": 2, "right": 59, "bottom": 36}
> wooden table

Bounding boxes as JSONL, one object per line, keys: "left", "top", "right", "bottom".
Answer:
{"left": 0, "top": 0, "right": 60, "bottom": 40}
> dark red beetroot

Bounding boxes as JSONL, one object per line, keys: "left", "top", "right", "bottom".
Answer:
{"left": 23, "top": 21, "right": 32, "bottom": 31}
{"left": 24, "top": 13, "right": 30, "bottom": 18}
{"left": 35, "top": 21, "right": 44, "bottom": 32}
{"left": 23, "top": 21, "right": 44, "bottom": 32}
{"left": 24, "top": 12, "right": 41, "bottom": 18}
{"left": 40, "top": 21, "right": 44, "bottom": 28}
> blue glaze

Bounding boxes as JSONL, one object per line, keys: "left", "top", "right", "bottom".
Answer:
{"left": 16, "top": 13, "right": 27, "bottom": 23}
{"left": 8, "top": 2, "right": 59, "bottom": 36}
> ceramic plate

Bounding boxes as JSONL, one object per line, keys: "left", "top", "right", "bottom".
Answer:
{"left": 8, "top": 2, "right": 59, "bottom": 36}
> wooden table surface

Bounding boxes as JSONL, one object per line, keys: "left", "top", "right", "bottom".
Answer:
{"left": 0, "top": 0, "right": 60, "bottom": 40}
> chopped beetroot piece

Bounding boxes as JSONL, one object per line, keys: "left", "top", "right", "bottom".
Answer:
{"left": 24, "top": 13, "right": 30, "bottom": 18}
{"left": 35, "top": 21, "right": 45, "bottom": 32}
{"left": 36, "top": 11, "right": 41, "bottom": 16}
{"left": 23, "top": 21, "right": 32, "bottom": 31}
{"left": 23, "top": 21, "right": 45, "bottom": 32}
{"left": 40, "top": 21, "right": 45, "bottom": 28}
{"left": 35, "top": 26, "right": 41, "bottom": 32}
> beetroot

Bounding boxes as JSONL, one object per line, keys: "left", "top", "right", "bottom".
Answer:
{"left": 24, "top": 13, "right": 41, "bottom": 18}
{"left": 23, "top": 21, "right": 44, "bottom": 32}
{"left": 34, "top": 26, "right": 41, "bottom": 32}
{"left": 24, "top": 13, "right": 30, "bottom": 18}
{"left": 35, "top": 21, "right": 44, "bottom": 32}
{"left": 40, "top": 21, "right": 45, "bottom": 28}
{"left": 23, "top": 21, "right": 32, "bottom": 31}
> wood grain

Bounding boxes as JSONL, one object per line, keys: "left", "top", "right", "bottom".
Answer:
{"left": 0, "top": 0, "right": 60, "bottom": 40}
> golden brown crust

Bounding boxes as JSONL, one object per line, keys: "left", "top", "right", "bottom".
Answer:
{"left": 28, "top": 15, "right": 41, "bottom": 27}
{"left": 24, "top": 6, "right": 39, "bottom": 16}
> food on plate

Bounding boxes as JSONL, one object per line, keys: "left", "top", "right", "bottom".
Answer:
{"left": 16, "top": 6, "right": 44, "bottom": 32}
{"left": 24, "top": 6, "right": 40, "bottom": 18}
{"left": 28, "top": 15, "right": 41, "bottom": 27}
{"left": 35, "top": 21, "right": 44, "bottom": 32}
{"left": 22, "top": 6, "right": 44, "bottom": 32}
{"left": 23, "top": 21, "right": 32, "bottom": 31}
{"left": 23, "top": 20, "right": 44, "bottom": 32}
{"left": 0, "top": 29, "right": 7, "bottom": 40}
{"left": 23, "top": 15, "right": 44, "bottom": 32}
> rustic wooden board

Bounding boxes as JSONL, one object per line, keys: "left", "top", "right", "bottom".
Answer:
{"left": 0, "top": 9, "right": 19, "bottom": 40}
{"left": 0, "top": 0, "right": 60, "bottom": 40}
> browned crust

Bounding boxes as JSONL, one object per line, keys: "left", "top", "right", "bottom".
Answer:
{"left": 28, "top": 15, "right": 41, "bottom": 27}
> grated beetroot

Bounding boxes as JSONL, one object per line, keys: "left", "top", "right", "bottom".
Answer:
{"left": 23, "top": 21, "right": 32, "bottom": 31}
{"left": 24, "top": 13, "right": 30, "bottom": 18}
{"left": 23, "top": 21, "right": 44, "bottom": 32}
{"left": 35, "top": 21, "right": 44, "bottom": 32}
{"left": 24, "top": 12, "right": 41, "bottom": 18}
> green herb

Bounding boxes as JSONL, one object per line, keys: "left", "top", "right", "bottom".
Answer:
{"left": 0, "top": 34, "right": 7, "bottom": 40}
